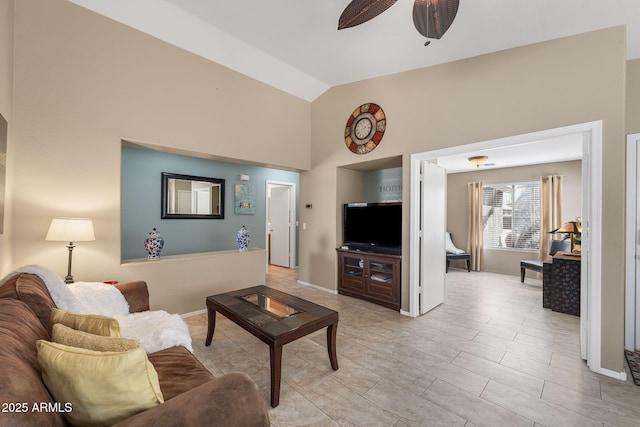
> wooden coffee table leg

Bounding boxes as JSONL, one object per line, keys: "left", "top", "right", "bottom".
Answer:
{"left": 205, "top": 308, "right": 216, "bottom": 346}
{"left": 269, "top": 344, "right": 283, "bottom": 407}
{"left": 327, "top": 322, "right": 339, "bottom": 370}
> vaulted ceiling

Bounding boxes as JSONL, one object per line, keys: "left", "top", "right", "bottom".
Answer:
{"left": 69, "top": 0, "right": 640, "bottom": 101}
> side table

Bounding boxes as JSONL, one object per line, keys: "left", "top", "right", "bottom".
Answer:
{"left": 543, "top": 253, "right": 581, "bottom": 316}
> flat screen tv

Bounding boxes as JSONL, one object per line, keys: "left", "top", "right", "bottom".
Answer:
{"left": 343, "top": 202, "right": 402, "bottom": 255}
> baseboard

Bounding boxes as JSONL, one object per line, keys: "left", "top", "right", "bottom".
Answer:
{"left": 593, "top": 365, "right": 628, "bottom": 381}
{"left": 181, "top": 308, "right": 206, "bottom": 318}
{"left": 297, "top": 280, "right": 337, "bottom": 295}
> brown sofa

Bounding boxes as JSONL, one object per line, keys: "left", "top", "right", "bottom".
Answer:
{"left": 0, "top": 272, "right": 270, "bottom": 426}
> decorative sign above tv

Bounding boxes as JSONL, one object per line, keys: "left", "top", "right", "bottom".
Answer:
{"left": 344, "top": 103, "right": 386, "bottom": 154}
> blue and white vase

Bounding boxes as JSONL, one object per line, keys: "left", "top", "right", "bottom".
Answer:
{"left": 236, "top": 225, "right": 250, "bottom": 252}
{"left": 144, "top": 227, "right": 164, "bottom": 260}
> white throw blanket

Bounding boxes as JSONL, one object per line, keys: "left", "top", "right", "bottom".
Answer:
{"left": 0, "top": 265, "right": 193, "bottom": 353}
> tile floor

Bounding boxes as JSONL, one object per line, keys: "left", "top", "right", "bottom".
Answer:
{"left": 184, "top": 266, "right": 640, "bottom": 426}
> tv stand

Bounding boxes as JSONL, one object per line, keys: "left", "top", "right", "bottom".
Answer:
{"left": 336, "top": 248, "right": 401, "bottom": 311}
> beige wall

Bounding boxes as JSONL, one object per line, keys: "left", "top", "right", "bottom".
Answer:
{"left": 0, "top": 0, "right": 13, "bottom": 274}
{"left": 120, "top": 249, "right": 267, "bottom": 311}
{"left": 446, "top": 160, "right": 582, "bottom": 275}
{"left": 628, "top": 59, "right": 640, "bottom": 134}
{"left": 10, "top": 0, "right": 310, "bottom": 313}
{"left": 304, "top": 27, "right": 626, "bottom": 372}
{"left": 335, "top": 167, "right": 365, "bottom": 248}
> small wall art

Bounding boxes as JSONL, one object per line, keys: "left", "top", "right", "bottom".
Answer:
{"left": 234, "top": 184, "right": 255, "bottom": 215}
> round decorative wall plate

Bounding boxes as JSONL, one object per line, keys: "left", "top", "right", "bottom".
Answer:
{"left": 344, "top": 103, "right": 386, "bottom": 154}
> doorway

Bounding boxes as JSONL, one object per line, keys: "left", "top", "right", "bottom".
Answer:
{"left": 266, "top": 181, "right": 296, "bottom": 270}
{"left": 409, "top": 121, "right": 620, "bottom": 380}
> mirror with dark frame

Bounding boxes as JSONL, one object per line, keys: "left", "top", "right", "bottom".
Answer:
{"left": 161, "top": 172, "right": 225, "bottom": 219}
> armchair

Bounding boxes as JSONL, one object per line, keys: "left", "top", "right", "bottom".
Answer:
{"left": 446, "top": 232, "right": 470, "bottom": 272}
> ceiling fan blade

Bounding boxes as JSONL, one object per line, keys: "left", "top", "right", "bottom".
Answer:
{"left": 338, "top": 0, "right": 398, "bottom": 30}
{"left": 413, "top": 0, "right": 459, "bottom": 40}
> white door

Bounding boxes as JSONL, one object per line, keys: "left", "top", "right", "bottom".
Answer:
{"left": 635, "top": 144, "right": 640, "bottom": 349}
{"left": 420, "top": 161, "right": 447, "bottom": 314}
{"left": 195, "top": 189, "right": 211, "bottom": 214}
{"left": 270, "top": 185, "right": 291, "bottom": 267}
{"left": 636, "top": 145, "right": 640, "bottom": 349}
{"left": 626, "top": 133, "right": 640, "bottom": 351}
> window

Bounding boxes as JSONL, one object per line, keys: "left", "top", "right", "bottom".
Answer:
{"left": 482, "top": 181, "right": 541, "bottom": 250}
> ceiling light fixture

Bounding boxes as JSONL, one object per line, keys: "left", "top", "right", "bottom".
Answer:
{"left": 468, "top": 156, "right": 488, "bottom": 168}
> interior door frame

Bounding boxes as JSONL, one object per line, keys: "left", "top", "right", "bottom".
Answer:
{"left": 265, "top": 180, "right": 297, "bottom": 272}
{"left": 625, "top": 133, "right": 640, "bottom": 350}
{"left": 410, "top": 121, "right": 621, "bottom": 380}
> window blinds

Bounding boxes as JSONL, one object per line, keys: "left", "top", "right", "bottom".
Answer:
{"left": 482, "top": 182, "right": 541, "bottom": 250}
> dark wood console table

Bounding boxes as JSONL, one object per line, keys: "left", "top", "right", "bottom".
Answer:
{"left": 543, "top": 252, "right": 581, "bottom": 316}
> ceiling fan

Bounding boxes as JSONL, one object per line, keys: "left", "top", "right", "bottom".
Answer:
{"left": 338, "top": 0, "right": 460, "bottom": 46}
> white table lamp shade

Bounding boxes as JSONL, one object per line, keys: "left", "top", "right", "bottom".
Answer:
{"left": 46, "top": 218, "right": 95, "bottom": 242}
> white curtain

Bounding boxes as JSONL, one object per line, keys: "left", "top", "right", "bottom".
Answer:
{"left": 467, "top": 181, "right": 483, "bottom": 271}
{"left": 540, "top": 175, "right": 563, "bottom": 260}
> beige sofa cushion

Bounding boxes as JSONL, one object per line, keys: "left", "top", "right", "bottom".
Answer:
{"left": 37, "top": 340, "right": 164, "bottom": 427}
{"left": 51, "top": 323, "right": 139, "bottom": 352}
{"left": 51, "top": 308, "right": 121, "bottom": 337}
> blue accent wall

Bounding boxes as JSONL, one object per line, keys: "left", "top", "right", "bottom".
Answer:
{"left": 121, "top": 145, "right": 299, "bottom": 260}
{"left": 364, "top": 167, "right": 403, "bottom": 202}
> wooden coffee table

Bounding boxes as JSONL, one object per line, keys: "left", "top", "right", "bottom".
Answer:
{"left": 205, "top": 285, "right": 339, "bottom": 407}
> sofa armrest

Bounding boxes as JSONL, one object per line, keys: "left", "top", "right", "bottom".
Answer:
{"left": 114, "top": 281, "right": 150, "bottom": 313}
{"left": 112, "top": 373, "right": 270, "bottom": 427}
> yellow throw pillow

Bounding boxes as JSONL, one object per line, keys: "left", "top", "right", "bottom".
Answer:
{"left": 51, "top": 308, "right": 122, "bottom": 337}
{"left": 51, "top": 323, "right": 139, "bottom": 352}
{"left": 36, "top": 340, "right": 164, "bottom": 427}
